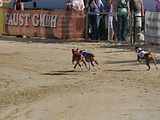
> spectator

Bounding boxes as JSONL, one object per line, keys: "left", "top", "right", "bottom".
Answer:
{"left": 155, "top": 0, "right": 160, "bottom": 11}
{"left": 88, "top": 0, "right": 103, "bottom": 40}
{"left": 72, "top": 0, "right": 85, "bottom": 11}
{"left": 14, "top": 0, "right": 24, "bottom": 10}
{"left": 130, "top": 0, "right": 144, "bottom": 35}
{"left": 64, "top": 0, "right": 72, "bottom": 11}
{"left": 13, "top": 0, "right": 25, "bottom": 38}
{"left": 115, "top": 0, "right": 130, "bottom": 41}
{"left": 105, "top": 0, "right": 114, "bottom": 41}
{"left": 33, "top": 1, "right": 37, "bottom": 9}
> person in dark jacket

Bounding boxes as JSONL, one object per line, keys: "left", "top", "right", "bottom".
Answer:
{"left": 14, "top": 0, "right": 24, "bottom": 10}
{"left": 88, "top": 0, "right": 103, "bottom": 40}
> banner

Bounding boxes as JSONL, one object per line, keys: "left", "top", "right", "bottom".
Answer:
{"left": 3, "top": 0, "right": 11, "bottom": 4}
{"left": 4, "top": 9, "right": 85, "bottom": 39}
{"left": 145, "top": 11, "right": 160, "bottom": 44}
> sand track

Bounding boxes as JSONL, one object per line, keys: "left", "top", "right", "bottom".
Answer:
{"left": 0, "top": 38, "right": 160, "bottom": 120}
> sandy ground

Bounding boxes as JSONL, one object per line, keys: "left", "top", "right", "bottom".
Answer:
{"left": 0, "top": 37, "right": 160, "bottom": 120}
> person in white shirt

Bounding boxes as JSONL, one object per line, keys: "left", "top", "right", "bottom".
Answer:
{"left": 72, "top": 0, "right": 85, "bottom": 11}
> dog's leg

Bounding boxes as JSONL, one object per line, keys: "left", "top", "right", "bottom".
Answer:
{"left": 151, "top": 57, "right": 158, "bottom": 70}
{"left": 81, "top": 58, "right": 89, "bottom": 70}
{"left": 146, "top": 60, "right": 150, "bottom": 71}
{"left": 93, "top": 58, "right": 100, "bottom": 69}
{"left": 136, "top": 61, "right": 139, "bottom": 65}
{"left": 73, "top": 62, "right": 78, "bottom": 69}
{"left": 91, "top": 61, "right": 96, "bottom": 70}
{"left": 136, "top": 56, "right": 140, "bottom": 65}
{"left": 141, "top": 59, "right": 144, "bottom": 64}
{"left": 88, "top": 62, "right": 91, "bottom": 70}
{"left": 95, "top": 60, "right": 100, "bottom": 69}
{"left": 78, "top": 62, "right": 83, "bottom": 70}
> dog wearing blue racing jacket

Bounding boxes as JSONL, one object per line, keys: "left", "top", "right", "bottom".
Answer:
{"left": 79, "top": 50, "right": 100, "bottom": 70}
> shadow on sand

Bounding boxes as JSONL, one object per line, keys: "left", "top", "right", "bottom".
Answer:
{"left": 41, "top": 70, "right": 82, "bottom": 76}
{"left": 102, "top": 69, "right": 137, "bottom": 72}
{"left": 104, "top": 60, "right": 136, "bottom": 65}
{"left": 104, "top": 58, "right": 160, "bottom": 65}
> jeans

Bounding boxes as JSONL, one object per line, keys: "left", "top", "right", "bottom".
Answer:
{"left": 89, "top": 14, "right": 100, "bottom": 40}
{"left": 117, "top": 15, "right": 127, "bottom": 41}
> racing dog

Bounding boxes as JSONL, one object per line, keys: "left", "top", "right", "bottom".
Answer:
{"left": 135, "top": 46, "right": 158, "bottom": 71}
{"left": 79, "top": 50, "right": 100, "bottom": 70}
{"left": 72, "top": 48, "right": 87, "bottom": 69}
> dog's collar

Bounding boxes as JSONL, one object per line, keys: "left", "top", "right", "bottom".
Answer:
{"left": 138, "top": 50, "right": 143, "bottom": 53}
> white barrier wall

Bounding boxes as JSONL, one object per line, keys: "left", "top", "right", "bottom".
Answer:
{"left": 145, "top": 11, "right": 160, "bottom": 44}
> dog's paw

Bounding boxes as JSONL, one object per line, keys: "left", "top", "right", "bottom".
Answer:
{"left": 147, "top": 67, "right": 150, "bottom": 71}
{"left": 94, "top": 67, "right": 97, "bottom": 70}
{"left": 98, "top": 65, "right": 100, "bottom": 69}
{"left": 136, "top": 61, "right": 139, "bottom": 65}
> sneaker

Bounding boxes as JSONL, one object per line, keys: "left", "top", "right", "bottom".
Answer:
{"left": 108, "top": 39, "right": 113, "bottom": 42}
{"left": 23, "top": 36, "right": 26, "bottom": 38}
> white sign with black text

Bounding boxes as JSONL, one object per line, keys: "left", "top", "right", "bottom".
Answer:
{"left": 145, "top": 11, "right": 160, "bottom": 44}
{"left": 5, "top": 13, "right": 58, "bottom": 28}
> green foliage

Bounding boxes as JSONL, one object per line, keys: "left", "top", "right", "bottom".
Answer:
{"left": 3, "top": 3, "right": 9, "bottom": 8}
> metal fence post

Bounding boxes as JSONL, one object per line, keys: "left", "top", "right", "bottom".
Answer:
{"left": 0, "top": 7, "right": 3, "bottom": 35}
{"left": 133, "top": 12, "right": 136, "bottom": 44}
{"left": 130, "top": 12, "right": 133, "bottom": 44}
{"left": 85, "top": 11, "right": 88, "bottom": 40}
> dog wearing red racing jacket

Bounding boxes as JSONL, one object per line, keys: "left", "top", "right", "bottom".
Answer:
{"left": 72, "top": 48, "right": 88, "bottom": 69}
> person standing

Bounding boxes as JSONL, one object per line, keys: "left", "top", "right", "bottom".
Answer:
{"left": 130, "top": 0, "right": 144, "bottom": 34}
{"left": 88, "top": 0, "right": 96, "bottom": 40}
{"left": 155, "top": 0, "right": 160, "bottom": 11}
{"left": 96, "top": 0, "right": 104, "bottom": 40}
{"left": 88, "top": 0, "right": 103, "bottom": 40}
{"left": 72, "top": 0, "right": 85, "bottom": 11}
{"left": 64, "top": 0, "right": 72, "bottom": 11}
{"left": 105, "top": 0, "right": 114, "bottom": 41}
{"left": 115, "top": 0, "right": 130, "bottom": 41}
{"left": 13, "top": 0, "right": 25, "bottom": 38}
{"left": 14, "top": 0, "right": 24, "bottom": 10}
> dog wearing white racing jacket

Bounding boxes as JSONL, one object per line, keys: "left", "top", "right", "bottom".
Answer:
{"left": 135, "top": 46, "right": 158, "bottom": 71}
